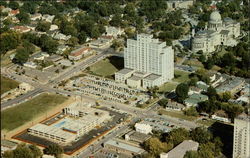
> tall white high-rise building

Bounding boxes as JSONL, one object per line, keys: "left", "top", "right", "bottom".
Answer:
{"left": 233, "top": 113, "right": 250, "bottom": 158}
{"left": 115, "top": 34, "right": 174, "bottom": 89}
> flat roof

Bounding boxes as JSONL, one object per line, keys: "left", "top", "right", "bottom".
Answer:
{"left": 144, "top": 74, "right": 161, "bottom": 81}
{"left": 167, "top": 140, "right": 199, "bottom": 158}
{"left": 116, "top": 68, "right": 134, "bottom": 75}
{"left": 128, "top": 75, "right": 142, "bottom": 81}
{"left": 126, "top": 131, "right": 151, "bottom": 143}
{"left": 105, "top": 139, "right": 144, "bottom": 154}
{"left": 1, "top": 140, "right": 18, "bottom": 148}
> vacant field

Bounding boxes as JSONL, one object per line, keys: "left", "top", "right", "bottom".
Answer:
{"left": 183, "top": 59, "right": 204, "bottom": 68}
{"left": 87, "top": 56, "right": 124, "bottom": 78}
{"left": 158, "top": 109, "right": 197, "bottom": 121}
{"left": 158, "top": 82, "right": 178, "bottom": 93}
{"left": 1, "top": 93, "right": 68, "bottom": 131}
{"left": 1, "top": 76, "right": 19, "bottom": 95}
{"left": 173, "top": 70, "right": 190, "bottom": 83}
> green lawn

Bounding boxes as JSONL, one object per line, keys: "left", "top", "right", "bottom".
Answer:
{"left": 196, "top": 119, "right": 217, "bottom": 127}
{"left": 158, "top": 82, "right": 178, "bottom": 93}
{"left": 1, "top": 76, "right": 19, "bottom": 95}
{"left": 1, "top": 93, "right": 68, "bottom": 131}
{"left": 183, "top": 59, "right": 204, "bottom": 68}
{"left": 173, "top": 70, "right": 190, "bottom": 83}
{"left": 87, "top": 56, "right": 124, "bottom": 78}
{"left": 158, "top": 109, "right": 197, "bottom": 121}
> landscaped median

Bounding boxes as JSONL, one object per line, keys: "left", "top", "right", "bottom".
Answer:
{"left": 1, "top": 93, "right": 70, "bottom": 138}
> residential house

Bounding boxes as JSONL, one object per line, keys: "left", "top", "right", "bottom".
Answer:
{"left": 134, "top": 123, "right": 152, "bottom": 134}
{"left": 184, "top": 93, "right": 208, "bottom": 107}
{"left": 89, "top": 36, "right": 113, "bottom": 48}
{"left": 196, "top": 81, "right": 209, "bottom": 91}
{"left": 188, "top": 86, "right": 202, "bottom": 95}
{"left": 53, "top": 32, "right": 71, "bottom": 41}
{"left": 9, "top": 9, "right": 19, "bottom": 16}
{"left": 104, "top": 26, "right": 124, "bottom": 37}
{"left": 47, "top": 54, "right": 63, "bottom": 63}
{"left": 11, "top": 26, "right": 31, "bottom": 33}
{"left": 42, "top": 14, "right": 55, "bottom": 23}
{"left": 165, "top": 100, "right": 185, "bottom": 111}
{"left": 216, "top": 77, "right": 245, "bottom": 94}
{"left": 49, "top": 24, "right": 59, "bottom": 31}
{"left": 211, "top": 110, "right": 230, "bottom": 123}
{"left": 56, "top": 45, "right": 68, "bottom": 54}
{"left": 23, "top": 62, "right": 37, "bottom": 69}
{"left": 68, "top": 47, "right": 92, "bottom": 61}
{"left": 30, "top": 13, "right": 42, "bottom": 21}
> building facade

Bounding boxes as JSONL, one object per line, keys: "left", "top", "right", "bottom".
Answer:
{"left": 192, "top": 10, "right": 240, "bottom": 53}
{"left": 233, "top": 113, "right": 250, "bottom": 158}
{"left": 115, "top": 34, "right": 174, "bottom": 89}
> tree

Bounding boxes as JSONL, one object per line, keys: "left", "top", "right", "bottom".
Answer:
{"left": 16, "top": 11, "right": 30, "bottom": 24}
{"left": 206, "top": 86, "right": 218, "bottom": 99}
{"left": 62, "top": 25, "right": 77, "bottom": 37}
{"left": 43, "top": 144, "right": 64, "bottom": 158}
{"left": 189, "top": 76, "right": 199, "bottom": 86}
{"left": 0, "top": 31, "right": 21, "bottom": 54}
{"left": 28, "top": 144, "right": 43, "bottom": 158}
{"left": 110, "top": 14, "right": 122, "bottom": 27}
{"left": 184, "top": 151, "right": 200, "bottom": 158}
{"left": 143, "top": 137, "right": 172, "bottom": 156}
{"left": 158, "top": 98, "right": 168, "bottom": 108}
{"left": 220, "top": 91, "right": 232, "bottom": 102}
{"left": 39, "top": 34, "right": 58, "bottom": 54}
{"left": 165, "top": 128, "right": 190, "bottom": 146}
{"left": 78, "top": 31, "right": 87, "bottom": 44}
{"left": 22, "top": 40, "right": 35, "bottom": 54}
{"left": 67, "top": 37, "right": 79, "bottom": 47}
{"left": 184, "top": 107, "right": 198, "bottom": 116}
{"left": 36, "top": 21, "right": 51, "bottom": 32}
{"left": 21, "top": 2, "right": 37, "bottom": 14}
{"left": 8, "top": 1, "right": 19, "bottom": 10}
{"left": 175, "top": 83, "right": 189, "bottom": 103}
{"left": 12, "top": 47, "right": 29, "bottom": 65}
{"left": 190, "top": 127, "right": 212, "bottom": 144}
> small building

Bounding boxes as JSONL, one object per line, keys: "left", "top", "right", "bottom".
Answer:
{"left": 49, "top": 24, "right": 59, "bottom": 31}
{"left": 164, "top": 140, "right": 199, "bottom": 158}
{"left": 127, "top": 76, "right": 142, "bottom": 88}
{"left": 89, "top": 37, "right": 113, "bottom": 48}
{"left": 211, "top": 110, "right": 230, "bottom": 123}
{"left": 56, "top": 45, "right": 68, "bottom": 54}
{"left": 47, "top": 54, "right": 63, "bottom": 63}
{"left": 115, "top": 68, "right": 135, "bottom": 83}
{"left": 1, "top": 140, "right": 18, "bottom": 154}
{"left": 9, "top": 9, "right": 19, "bottom": 16}
{"left": 104, "top": 26, "right": 124, "bottom": 37}
{"left": 53, "top": 32, "right": 71, "bottom": 41}
{"left": 42, "top": 14, "right": 55, "bottom": 23}
{"left": 104, "top": 139, "right": 145, "bottom": 156}
{"left": 166, "top": 0, "right": 194, "bottom": 10}
{"left": 196, "top": 81, "right": 209, "bottom": 91}
{"left": 188, "top": 86, "right": 202, "bottom": 95}
{"left": 184, "top": 93, "right": 208, "bottom": 107}
{"left": 68, "top": 47, "right": 92, "bottom": 61}
{"left": 23, "top": 62, "right": 37, "bottom": 69}
{"left": 135, "top": 123, "right": 152, "bottom": 134}
{"left": 11, "top": 26, "right": 31, "bottom": 33}
{"left": 140, "top": 118, "right": 172, "bottom": 133}
{"left": 165, "top": 100, "right": 185, "bottom": 111}
{"left": 125, "top": 131, "right": 151, "bottom": 144}
{"left": 30, "top": 13, "right": 42, "bottom": 21}
{"left": 216, "top": 77, "right": 245, "bottom": 94}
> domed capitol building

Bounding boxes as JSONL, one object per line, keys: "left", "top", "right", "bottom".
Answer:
{"left": 192, "top": 10, "right": 240, "bottom": 53}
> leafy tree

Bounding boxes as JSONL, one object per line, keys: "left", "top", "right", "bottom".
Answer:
{"left": 184, "top": 107, "right": 198, "bottom": 116}
{"left": 0, "top": 31, "right": 21, "bottom": 54}
{"left": 3, "top": 144, "right": 42, "bottom": 158}
{"left": 62, "top": 25, "right": 77, "bottom": 37}
{"left": 8, "top": 1, "right": 19, "bottom": 10}
{"left": 21, "top": 2, "right": 37, "bottom": 14}
{"left": 90, "top": 26, "right": 101, "bottom": 39}
{"left": 13, "top": 47, "right": 29, "bottom": 65}
{"left": 36, "top": 21, "right": 51, "bottom": 32}
{"left": 190, "top": 127, "right": 212, "bottom": 144}
{"left": 184, "top": 151, "right": 200, "bottom": 158}
{"left": 39, "top": 34, "right": 58, "bottom": 54}
{"left": 219, "top": 91, "right": 232, "bottom": 102}
{"left": 67, "top": 37, "right": 79, "bottom": 47}
{"left": 16, "top": 11, "right": 30, "bottom": 24}
{"left": 22, "top": 40, "right": 35, "bottom": 54}
{"left": 175, "top": 83, "right": 189, "bottom": 103}
{"left": 43, "top": 144, "right": 64, "bottom": 158}
{"left": 166, "top": 128, "right": 190, "bottom": 146}
{"left": 110, "top": 14, "right": 122, "bottom": 27}
{"left": 111, "top": 40, "right": 123, "bottom": 50}
{"left": 143, "top": 137, "right": 172, "bottom": 156}
{"left": 78, "top": 31, "right": 87, "bottom": 44}
{"left": 28, "top": 145, "right": 43, "bottom": 158}
{"left": 206, "top": 86, "right": 218, "bottom": 99}
{"left": 158, "top": 98, "right": 168, "bottom": 108}
{"left": 189, "top": 76, "right": 199, "bottom": 86}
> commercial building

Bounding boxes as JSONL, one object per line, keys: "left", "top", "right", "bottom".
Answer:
{"left": 167, "top": 0, "right": 194, "bottom": 10}
{"left": 115, "top": 34, "right": 174, "bottom": 89}
{"left": 135, "top": 123, "right": 152, "bottom": 134}
{"left": 162, "top": 140, "right": 199, "bottom": 158}
{"left": 192, "top": 10, "right": 240, "bottom": 53}
{"left": 28, "top": 102, "right": 111, "bottom": 144}
{"left": 125, "top": 131, "right": 151, "bottom": 144}
{"left": 233, "top": 113, "right": 250, "bottom": 158}
{"left": 104, "top": 139, "right": 145, "bottom": 156}
{"left": 216, "top": 77, "right": 245, "bottom": 94}
{"left": 68, "top": 47, "right": 92, "bottom": 61}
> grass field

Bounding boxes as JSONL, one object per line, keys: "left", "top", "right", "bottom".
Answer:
{"left": 158, "top": 109, "right": 197, "bottom": 121}
{"left": 183, "top": 59, "right": 204, "bottom": 68}
{"left": 87, "top": 56, "right": 124, "bottom": 78}
{"left": 1, "top": 76, "right": 19, "bottom": 95}
{"left": 158, "top": 82, "right": 178, "bottom": 93}
{"left": 173, "top": 70, "right": 190, "bottom": 83}
{"left": 1, "top": 93, "right": 68, "bottom": 131}
{"left": 196, "top": 119, "right": 216, "bottom": 127}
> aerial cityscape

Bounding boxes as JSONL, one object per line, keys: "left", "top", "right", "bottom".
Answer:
{"left": 0, "top": 0, "right": 249, "bottom": 158}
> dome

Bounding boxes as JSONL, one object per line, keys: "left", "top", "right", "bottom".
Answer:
{"left": 210, "top": 11, "right": 221, "bottom": 22}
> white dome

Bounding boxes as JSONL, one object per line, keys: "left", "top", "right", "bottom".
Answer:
{"left": 210, "top": 11, "right": 221, "bottom": 22}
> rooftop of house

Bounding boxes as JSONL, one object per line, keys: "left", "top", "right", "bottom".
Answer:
{"left": 70, "top": 47, "right": 91, "bottom": 57}
{"left": 167, "top": 140, "right": 199, "bottom": 158}
{"left": 104, "top": 139, "right": 145, "bottom": 154}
